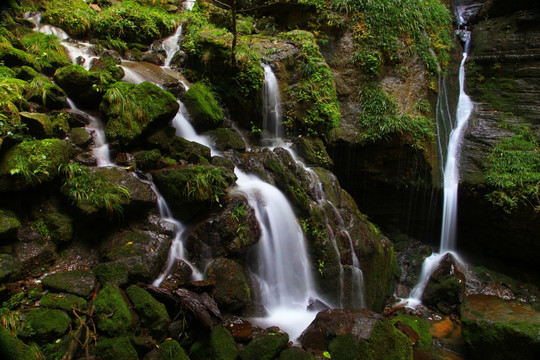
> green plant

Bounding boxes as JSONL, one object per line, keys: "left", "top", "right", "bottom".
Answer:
{"left": 59, "top": 163, "right": 130, "bottom": 216}
{"left": 42, "top": 0, "right": 95, "bottom": 38}
{"left": 183, "top": 166, "right": 229, "bottom": 204}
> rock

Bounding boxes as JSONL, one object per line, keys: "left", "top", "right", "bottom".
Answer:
{"left": 206, "top": 128, "right": 246, "bottom": 152}
{"left": 94, "top": 284, "right": 133, "bottom": 336}
{"left": 126, "top": 285, "right": 171, "bottom": 341}
{"left": 23, "top": 308, "right": 71, "bottom": 343}
{"left": 210, "top": 325, "right": 239, "bottom": 360}
{"left": 145, "top": 339, "right": 189, "bottom": 360}
{"left": 0, "top": 325, "right": 37, "bottom": 360}
{"left": 14, "top": 226, "right": 57, "bottom": 274}
{"left": 19, "top": 112, "right": 52, "bottom": 139}
{"left": 0, "top": 209, "right": 21, "bottom": 239}
{"left": 62, "top": 109, "right": 91, "bottom": 128}
{"left": 40, "top": 292, "right": 87, "bottom": 312}
{"left": 101, "top": 229, "right": 171, "bottom": 283}
{"left": 70, "top": 127, "right": 92, "bottom": 148}
{"left": 175, "top": 288, "right": 219, "bottom": 328}
{"left": 0, "top": 42, "right": 37, "bottom": 70}
{"left": 101, "top": 81, "right": 179, "bottom": 147}
{"left": 42, "top": 211, "right": 73, "bottom": 243}
{"left": 0, "top": 253, "right": 23, "bottom": 283}
{"left": 146, "top": 128, "right": 212, "bottom": 164}
{"left": 54, "top": 64, "right": 113, "bottom": 108}
{"left": 152, "top": 165, "right": 235, "bottom": 223}
{"left": 182, "top": 82, "right": 223, "bottom": 132}
{"left": 279, "top": 347, "right": 316, "bottom": 360}
{"left": 291, "top": 137, "right": 333, "bottom": 169}
{"left": 0, "top": 139, "right": 72, "bottom": 192}
{"left": 422, "top": 253, "right": 466, "bottom": 314}
{"left": 41, "top": 270, "right": 97, "bottom": 298}
{"left": 25, "top": 78, "right": 69, "bottom": 110}
{"left": 239, "top": 327, "right": 289, "bottom": 360}
{"left": 160, "top": 259, "right": 193, "bottom": 290}
{"left": 206, "top": 258, "right": 251, "bottom": 312}
{"left": 94, "top": 337, "right": 138, "bottom": 360}
{"left": 93, "top": 262, "right": 129, "bottom": 286}
{"left": 461, "top": 295, "right": 540, "bottom": 360}
{"left": 223, "top": 317, "right": 255, "bottom": 343}
{"left": 391, "top": 315, "right": 431, "bottom": 350}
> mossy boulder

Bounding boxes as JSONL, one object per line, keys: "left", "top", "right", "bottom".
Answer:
{"left": 70, "top": 127, "right": 92, "bottom": 148}
{"left": 152, "top": 165, "right": 235, "bottom": 223}
{"left": 14, "top": 66, "right": 39, "bottom": 81}
{"left": 328, "top": 334, "right": 360, "bottom": 360}
{"left": 291, "top": 137, "right": 333, "bottom": 169}
{"left": 134, "top": 149, "right": 162, "bottom": 171}
{"left": 422, "top": 253, "right": 466, "bottom": 314}
{"left": 146, "top": 127, "right": 212, "bottom": 165}
{"left": 239, "top": 328, "right": 289, "bottom": 360}
{"left": 54, "top": 64, "right": 114, "bottom": 108}
{"left": 42, "top": 211, "right": 73, "bottom": 243}
{"left": 391, "top": 315, "right": 431, "bottom": 350}
{"left": 182, "top": 82, "right": 223, "bottom": 132}
{"left": 0, "top": 209, "right": 21, "bottom": 239}
{"left": 206, "top": 258, "right": 251, "bottom": 312}
{"left": 0, "top": 139, "right": 72, "bottom": 191}
{"left": 206, "top": 128, "right": 246, "bottom": 152}
{"left": 41, "top": 270, "right": 97, "bottom": 298}
{"left": 101, "top": 81, "right": 179, "bottom": 147}
{"left": 25, "top": 77, "right": 69, "bottom": 110}
{"left": 0, "top": 325, "right": 36, "bottom": 360}
{"left": 460, "top": 295, "right": 540, "bottom": 360}
{"left": 147, "top": 339, "right": 189, "bottom": 360}
{"left": 24, "top": 308, "right": 71, "bottom": 342}
{"left": 94, "top": 284, "right": 133, "bottom": 336}
{"left": 93, "top": 262, "right": 129, "bottom": 286}
{"left": 40, "top": 292, "right": 87, "bottom": 312}
{"left": 19, "top": 112, "right": 53, "bottom": 139}
{"left": 279, "top": 347, "right": 316, "bottom": 360}
{"left": 0, "top": 43, "right": 38, "bottom": 70}
{"left": 93, "top": 336, "right": 138, "bottom": 360}
{"left": 126, "top": 285, "right": 171, "bottom": 340}
{"left": 0, "top": 253, "right": 23, "bottom": 283}
{"left": 210, "top": 325, "right": 238, "bottom": 360}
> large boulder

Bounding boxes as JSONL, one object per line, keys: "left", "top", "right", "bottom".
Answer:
{"left": 101, "top": 81, "right": 179, "bottom": 147}
{"left": 23, "top": 308, "right": 71, "bottom": 343}
{"left": 54, "top": 64, "right": 113, "bottom": 108}
{"left": 93, "top": 284, "right": 133, "bottom": 336}
{"left": 41, "top": 270, "right": 97, "bottom": 298}
{"left": 19, "top": 112, "right": 53, "bottom": 139}
{"left": 206, "top": 258, "right": 251, "bottom": 312}
{"left": 182, "top": 82, "right": 223, "bottom": 132}
{"left": 239, "top": 327, "right": 289, "bottom": 360}
{"left": 126, "top": 285, "right": 171, "bottom": 341}
{"left": 460, "top": 295, "right": 540, "bottom": 360}
{"left": 422, "top": 253, "right": 466, "bottom": 314}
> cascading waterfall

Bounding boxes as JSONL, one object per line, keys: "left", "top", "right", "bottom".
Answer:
{"left": 162, "top": 25, "right": 183, "bottom": 68}
{"left": 404, "top": 9, "right": 472, "bottom": 306}
{"left": 262, "top": 64, "right": 284, "bottom": 142}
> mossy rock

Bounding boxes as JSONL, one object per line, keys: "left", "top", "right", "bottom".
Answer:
{"left": 0, "top": 65, "right": 16, "bottom": 79}
{"left": 54, "top": 64, "right": 113, "bottom": 108}
{"left": 239, "top": 328, "right": 289, "bottom": 360}
{"left": 0, "top": 139, "right": 72, "bottom": 192}
{"left": 126, "top": 285, "right": 170, "bottom": 340}
{"left": 70, "top": 127, "right": 92, "bottom": 148}
{"left": 329, "top": 334, "right": 360, "bottom": 360}
{"left": 182, "top": 82, "right": 223, "bottom": 133}
{"left": 0, "top": 253, "right": 23, "bottom": 283}
{"left": 391, "top": 315, "right": 431, "bottom": 350}
{"left": 206, "top": 128, "right": 246, "bottom": 152}
{"left": 151, "top": 339, "right": 189, "bottom": 360}
{"left": 24, "top": 308, "right": 71, "bottom": 342}
{"left": 279, "top": 347, "right": 316, "bottom": 360}
{"left": 0, "top": 325, "right": 36, "bottom": 360}
{"left": 0, "top": 209, "right": 21, "bottom": 239}
{"left": 19, "top": 112, "right": 53, "bottom": 139}
{"left": 25, "top": 76, "right": 69, "bottom": 110}
{"left": 101, "top": 81, "right": 179, "bottom": 147}
{"left": 14, "top": 66, "right": 39, "bottom": 81}
{"left": 206, "top": 258, "right": 251, "bottom": 311}
{"left": 460, "top": 295, "right": 540, "bottom": 360}
{"left": 42, "top": 211, "right": 73, "bottom": 243}
{"left": 152, "top": 165, "right": 235, "bottom": 223}
{"left": 0, "top": 43, "right": 38, "bottom": 70}
{"left": 93, "top": 262, "right": 129, "bottom": 286}
{"left": 362, "top": 320, "right": 412, "bottom": 360}
{"left": 42, "top": 270, "right": 97, "bottom": 298}
{"left": 209, "top": 325, "right": 238, "bottom": 360}
{"left": 134, "top": 149, "right": 162, "bottom": 171}
{"left": 40, "top": 292, "right": 87, "bottom": 312}
{"left": 291, "top": 137, "right": 333, "bottom": 169}
{"left": 94, "top": 284, "right": 133, "bottom": 336}
{"left": 93, "top": 336, "right": 139, "bottom": 360}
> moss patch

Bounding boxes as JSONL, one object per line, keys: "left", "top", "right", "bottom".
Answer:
{"left": 183, "top": 82, "right": 223, "bottom": 132}
{"left": 391, "top": 315, "right": 431, "bottom": 349}
{"left": 93, "top": 284, "right": 133, "bottom": 336}
{"left": 125, "top": 285, "right": 170, "bottom": 339}
{"left": 24, "top": 308, "right": 71, "bottom": 342}
{"left": 93, "top": 336, "right": 138, "bottom": 360}
{"left": 41, "top": 270, "right": 97, "bottom": 298}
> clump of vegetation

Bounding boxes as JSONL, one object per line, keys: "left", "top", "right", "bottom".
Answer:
{"left": 19, "top": 32, "right": 71, "bottom": 73}
{"left": 356, "top": 82, "right": 434, "bottom": 146}
{"left": 332, "top": 0, "right": 453, "bottom": 74}
{"left": 59, "top": 162, "right": 130, "bottom": 216}
{"left": 41, "top": 0, "right": 95, "bottom": 38}
{"left": 484, "top": 126, "right": 540, "bottom": 213}
{"left": 280, "top": 30, "right": 341, "bottom": 138}
{"left": 184, "top": 165, "right": 230, "bottom": 204}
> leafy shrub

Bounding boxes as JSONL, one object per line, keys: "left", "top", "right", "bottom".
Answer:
{"left": 19, "top": 32, "right": 71, "bottom": 72}
{"left": 42, "top": 0, "right": 95, "bottom": 38}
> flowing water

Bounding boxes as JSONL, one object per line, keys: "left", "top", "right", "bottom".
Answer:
{"left": 262, "top": 64, "right": 284, "bottom": 142}
{"left": 403, "top": 9, "right": 473, "bottom": 306}
{"left": 163, "top": 25, "right": 183, "bottom": 68}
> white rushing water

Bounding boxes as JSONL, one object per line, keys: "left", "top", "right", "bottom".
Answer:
{"left": 163, "top": 25, "right": 183, "bottom": 68}
{"left": 262, "top": 64, "right": 284, "bottom": 142}
{"left": 402, "top": 12, "right": 473, "bottom": 306}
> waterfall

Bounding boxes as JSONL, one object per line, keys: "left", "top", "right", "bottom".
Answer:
{"left": 163, "top": 25, "right": 183, "bottom": 68}
{"left": 262, "top": 64, "right": 284, "bottom": 142}
{"left": 402, "top": 9, "right": 472, "bottom": 306}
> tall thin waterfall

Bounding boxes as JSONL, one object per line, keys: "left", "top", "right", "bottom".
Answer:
{"left": 404, "top": 12, "right": 472, "bottom": 306}
{"left": 163, "top": 25, "right": 183, "bottom": 68}
{"left": 262, "top": 64, "right": 284, "bottom": 141}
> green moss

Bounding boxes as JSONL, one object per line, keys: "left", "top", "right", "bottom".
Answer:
{"left": 41, "top": 270, "right": 97, "bottom": 298}
{"left": 329, "top": 334, "right": 360, "bottom": 360}
{"left": 101, "top": 81, "right": 179, "bottom": 146}
{"left": 209, "top": 326, "right": 238, "bottom": 360}
{"left": 0, "top": 42, "right": 39, "bottom": 70}
{"left": 19, "top": 31, "right": 71, "bottom": 74}
{"left": 70, "top": 127, "right": 91, "bottom": 148}
{"left": 24, "top": 308, "right": 71, "bottom": 342}
{"left": 0, "top": 325, "right": 36, "bottom": 360}
{"left": 40, "top": 293, "right": 87, "bottom": 312}
{"left": 125, "top": 285, "right": 170, "bottom": 338}
{"left": 356, "top": 320, "right": 412, "bottom": 360}
{"left": 42, "top": 0, "right": 95, "bottom": 38}
{"left": 134, "top": 149, "right": 162, "bottom": 171}
{"left": 93, "top": 336, "right": 138, "bottom": 360}
{"left": 157, "top": 339, "right": 189, "bottom": 360}
{"left": 279, "top": 347, "right": 316, "bottom": 360}
{"left": 93, "top": 262, "right": 129, "bottom": 285}
{"left": 0, "top": 139, "right": 72, "bottom": 191}
{"left": 93, "top": 284, "right": 133, "bottom": 336}
{"left": 0, "top": 209, "right": 21, "bottom": 239}
{"left": 42, "top": 211, "right": 73, "bottom": 243}
{"left": 239, "top": 328, "right": 289, "bottom": 360}
{"left": 206, "top": 128, "right": 246, "bottom": 152}
{"left": 183, "top": 82, "right": 223, "bottom": 132}
{"left": 391, "top": 315, "right": 431, "bottom": 349}
{"left": 0, "top": 66, "right": 15, "bottom": 79}
{"left": 0, "top": 254, "right": 23, "bottom": 283}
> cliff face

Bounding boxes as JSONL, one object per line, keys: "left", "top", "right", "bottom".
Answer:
{"left": 458, "top": 0, "right": 540, "bottom": 272}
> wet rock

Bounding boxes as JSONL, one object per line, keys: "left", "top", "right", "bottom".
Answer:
{"left": 206, "top": 128, "right": 246, "bottom": 152}
{"left": 239, "top": 327, "right": 289, "bottom": 360}
{"left": 41, "top": 270, "right": 97, "bottom": 298}
{"left": 70, "top": 127, "right": 92, "bottom": 148}
{"left": 0, "top": 209, "right": 21, "bottom": 239}
{"left": 19, "top": 112, "right": 53, "bottom": 139}
{"left": 279, "top": 347, "right": 316, "bottom": 360}
{"left": 40, "top": 292, "right": 88, "bottom": 312}
{"left": 126, "top": 285, "right": 171, "bottom": 341}
{"left": 160, "top": 259, "right": 193, "bottom": 290}
{"left": 54, "top": 64, "right": 111, "bottom": 108}
{"left": 182, "top": 81, "right": 224, "bottom": 132}
{"left": 62, "top": 109, "right": 91, "bottom": 128}
{"left": 206, "top": 258, "right": 251, "bottom": 312}
{"left": 14, "top": 225, "right": 57, "bottom": 273}
{"left": 0, "top": 253, "right": 23, "bottom": 283}
{"left": 460, "top": 295, "right": 540, "bottom": 360}
{"left": 291, "top": 136, "right": 333, "bottom": 169}
{"left": 94, "top": 284, "right": 133, "bottom": 336}
{"left": 23, "top": 308, "right": 71, "bottom": 343}
{"left": 223, "top": 317, "right": 255, "bottom": 343}
{"left": 175, "top": 288, "right": 220, "bottom": 328}
{"left": 391, "top": 314, "right": 432, "bottom": 350}
{"left": 307, "top": 297, "right": 331, "bottom": 312}
{"left": 422, "top": 253, "right": 466, "bottom": 314}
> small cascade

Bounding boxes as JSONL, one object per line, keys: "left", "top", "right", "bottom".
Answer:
{"left": 162, "top": 25, "right": 183, "bottom": 68}
{"left": 262, "top": 64, "right": 284, "bottom": 142}
{"left": 402, "top": 7, "right": 473, "bottom": 306}
{"left": 233, "top": 170, "right": 319, "bottom": 341}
